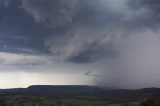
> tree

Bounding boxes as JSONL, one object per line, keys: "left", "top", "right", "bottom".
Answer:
{"left": 140, "top": 98, "right": 157, "bottom": 106}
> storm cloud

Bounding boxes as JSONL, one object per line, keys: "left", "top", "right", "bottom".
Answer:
{"left": 0, "top": 0, "right": 160, "bottom": 88}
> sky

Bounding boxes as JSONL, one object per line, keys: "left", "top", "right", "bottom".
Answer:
{"left": 0, "top": 0, "right": 160, "bottom": 88}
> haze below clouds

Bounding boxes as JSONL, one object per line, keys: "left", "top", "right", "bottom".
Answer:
{"left": 0, "top": 0, "right": 160, "bottom": 88}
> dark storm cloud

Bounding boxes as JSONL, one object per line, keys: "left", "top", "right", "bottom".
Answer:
{"left": 0, "top": 0, "right": 55, "bottom": 54}
{"left": 21, "top": 0, "right": 79, "bottom": 28}
{"left": 0, "top": 0, "right": 160, "bottom": 63}
{"left": 67, "top": 42, "right": 117, "bottom": 63}
{"left": 43, "top": 0, "right": 160, "bottom": 63}
{"left": 1, "top": 0, "right": 160, "bottom": 88}
{"left": 0, "top": 0, "right": 11, "bottom": 6}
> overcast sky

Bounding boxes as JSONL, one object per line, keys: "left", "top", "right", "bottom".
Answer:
{"left": 0, "top": 0, "right": 160, "bottom": 88}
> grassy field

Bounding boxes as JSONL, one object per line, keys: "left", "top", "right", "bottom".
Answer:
{"left": 0, "top": 95, "right": 140, "bottom": 106}
{"left": 61, "top": 98, "right": 139, "bottom": 106}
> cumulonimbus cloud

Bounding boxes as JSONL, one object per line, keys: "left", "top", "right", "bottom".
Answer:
{"left": 43, "top": 0, "right": 160, "bottom": 63}
{"left": 1, "top": 0, "right": 160, "bottom": 88}
{"left": 3, "top": 0, "right": 160, "bottom": 64}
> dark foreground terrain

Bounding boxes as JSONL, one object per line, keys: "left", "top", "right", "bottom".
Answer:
{"left": 0, "top": 95, "right": 139, "bottom": 106}
{"left": 0, "top": 85, "right": 159, "bottom": 106}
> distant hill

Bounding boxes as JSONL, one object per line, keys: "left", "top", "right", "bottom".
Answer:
{"left": 0, "top": 85, "right": 160, "bottom": 102}
{"left": 26, "top": 85, "right": 104, "bottom": 95}
{"left": 0, "top": 85, "right": 112, "bottom": 95}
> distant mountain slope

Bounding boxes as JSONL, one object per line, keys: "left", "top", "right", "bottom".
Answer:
{"left": 26, "top": 85, "right": 103, "bottom": 94}
{"left": 0, "top": 85, "right": 160, "bottom": 102}
{"left": 0, "top": 85, "right": 112, "bottom": 95}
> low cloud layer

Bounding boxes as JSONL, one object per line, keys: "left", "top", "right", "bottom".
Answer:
{"left": 0, "top": 0, "right": 160, "bottom": 88}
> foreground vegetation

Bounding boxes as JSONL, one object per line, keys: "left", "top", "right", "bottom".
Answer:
{"left": 0, "top": 95, "right": 140, "bottom": 106}
{"left": 0, "top": 86, "right": 159, "bottom": 106}
{"left": 0, "top": 95, "right": 159, "bottom": 106}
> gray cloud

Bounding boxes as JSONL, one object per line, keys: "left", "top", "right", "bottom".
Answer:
{"left": 22, "top": 0, "right": 79, "bottom": 28}
{"left": 45, "top": 27, "right": 120, "bottom": 63}
{"left": 21, "top": 0, "right": 160, "bottom": 88}
{"left": 0, "top": 0, "right": 11, "bottom": 6}
{"left": 85, "top": 71, "right": 100, "bottom": 84}
{"left": 2, "top": 0, "right": 160, "bottom": 63}
{"left": 0, "top": 0, "right": 160, "bottom": 88}
{"left": 43, "top": 0, "right": 160, "bottom": 63}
